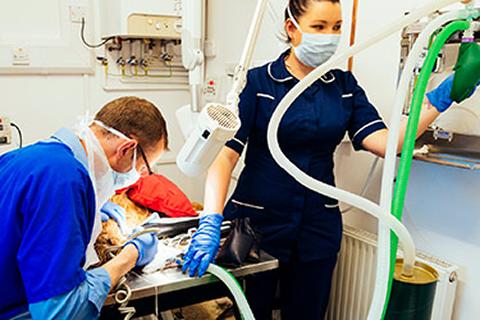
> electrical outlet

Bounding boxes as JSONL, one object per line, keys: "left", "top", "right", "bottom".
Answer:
{"left": 70, "top": 5, "right": 87, "bottom": 23}
{"left": 12, "top": 47, "right": 29, "bottom": 66}
{"left": 0, "top": 117, "right": 12, "bottom": 145}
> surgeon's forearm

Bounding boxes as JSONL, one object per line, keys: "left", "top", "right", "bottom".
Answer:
{"left": 204, "top": 147, "right": 239, "bottom": 214}
{"left": 102, "top": 244, "right": 138, "bottom": 289}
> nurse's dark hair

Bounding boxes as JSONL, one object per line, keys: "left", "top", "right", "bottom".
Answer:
{"left": 283, "top": 0, "right": 341, "bottom": 43}
{"left": 95, "top": 96, "right": 169, "bottom": 152}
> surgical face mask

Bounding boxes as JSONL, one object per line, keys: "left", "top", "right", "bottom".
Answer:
{"left": 111, "top": 148, "right": 140, "bottom": 190}
{"left": 287, "top": 6, "right": 341, "bottom": 68}
{"left": 93, "top": 120, "right": 141, "bottom": 190}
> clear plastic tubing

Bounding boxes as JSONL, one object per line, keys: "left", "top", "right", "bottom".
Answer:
{"left": 266, "top": 0, "right": 461, "bottom": 318}
{"left": 375, "top": 9, "right": 469, "bottom": 320}
{"left": 207, "top": 264, "right": 255, "bottom": 320}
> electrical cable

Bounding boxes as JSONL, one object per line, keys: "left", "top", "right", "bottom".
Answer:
{"left": 266, "top": 2, "right": 278, "bottom": 22}
{"left": 10, "top": 122, "right": 22, "bottom": 148}
{"left": 80, "top": 17, "right": 114, "bottom": 49}
{"left": 129, "top": 270, "right": 160, "bottom": 318}
{"left": 114, "top": 276, "right": 136, "bottom": 320}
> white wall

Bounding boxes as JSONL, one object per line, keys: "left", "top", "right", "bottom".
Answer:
{"left": 405, "top": 162, "right": 480, "bottom": 319}
{"left": 0, "top": 0, "right": 205, "bottom": 202}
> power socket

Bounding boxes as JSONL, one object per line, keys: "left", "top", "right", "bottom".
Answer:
{"left": 0, "top": 117, "right": 12, "bottom": 145}
{"left": 12, "top": 47, "right": 30, "bottom": 66}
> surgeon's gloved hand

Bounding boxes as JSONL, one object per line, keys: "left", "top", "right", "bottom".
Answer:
{"left": 100, "top": 201, "right": 128, "bottom": 235}
{"left": 182, "top": 213, "right": 224, "bottom": 277}
{"left": 125, "top": 231, "right": 159, "bottom": 267}
{"left": 427, "top": 74, "right": 479, "bottom": 112}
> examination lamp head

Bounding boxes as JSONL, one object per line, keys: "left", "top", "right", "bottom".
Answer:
{"left": 176, "top": 103, "right": 241, "bottom": 177}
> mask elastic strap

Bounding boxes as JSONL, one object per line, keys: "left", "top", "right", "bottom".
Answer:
{"left": 93, "top": 120, "right": 131, "bottom": 141}
{"left": 93, "top": 120, "right": 138, "bottom": 171}
{"left": 287, "top": 5, "right": 303, "bottom": 33}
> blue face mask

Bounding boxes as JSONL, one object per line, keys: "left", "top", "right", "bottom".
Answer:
{"left": 287, "top": 6, "right": 341, "bottom": 68}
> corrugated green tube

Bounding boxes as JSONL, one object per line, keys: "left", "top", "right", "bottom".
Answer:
{"left": 382, "top": 20, "right": 470, "bottom": 319}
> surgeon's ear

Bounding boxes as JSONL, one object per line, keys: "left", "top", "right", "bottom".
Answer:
{"left": 117, "top": 139, "right": 137, "bottom": 158}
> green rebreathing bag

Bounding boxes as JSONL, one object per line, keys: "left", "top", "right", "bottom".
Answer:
{"left": 451, "top": 41, "right": 480, "bottom": 102}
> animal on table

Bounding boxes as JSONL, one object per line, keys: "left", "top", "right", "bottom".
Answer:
{"left": 94, "top": 192, "right": 204, "bottom": 264}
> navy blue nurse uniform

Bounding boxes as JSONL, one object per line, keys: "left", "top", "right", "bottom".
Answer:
{"left": 223, "top": 50, "right": 386, "bottom": 320}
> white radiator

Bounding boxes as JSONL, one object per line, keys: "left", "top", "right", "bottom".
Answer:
{"left": 325, "top": 225, "right": 459, "bottom": 320}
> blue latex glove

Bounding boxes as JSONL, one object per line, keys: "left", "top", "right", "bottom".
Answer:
{"left": 427, "top": 74, "right": 479, "bottom": 112}
{"left": 427, "top": 74, "right": 455, "bottom": 113}
{"left": 100, "top": 201, "right": 128, "bottom": 235}
{"left": 125, "top": 231, "right": 159, "bottom": 267}
{"left": 182, "top": 213, "right": 223, "bottom": 277}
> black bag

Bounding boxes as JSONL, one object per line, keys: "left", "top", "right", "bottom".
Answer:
{"left": 216, "top": 217, "right": 262, "bottom": 268}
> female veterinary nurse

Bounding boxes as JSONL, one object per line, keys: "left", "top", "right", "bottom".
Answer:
{"left": 182, "top": 0, "right": 479, "bottom": 319}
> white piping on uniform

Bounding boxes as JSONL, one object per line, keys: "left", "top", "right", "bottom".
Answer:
{"left": 325, "top": 203, "right": 340, "bottom": 209}
{"left": 320, "top": 72, "right": 336, "bottom": 83}
{"left": 257, "top": 93, "right": 275, "bottom": 100}
{"left": 233, "top": 138, "right": 246, "bottom": 147}
{"left": 342, "top": 93, "right": 353, "bottom": 98}
{"left": 352, "top": 120, "right": 384, "bottom": 140}
{"left": 267, "top": 63, "right": 293, "bottom": 82}
{"left": 232, "top": 199, "right": 265, "bottom": 210}
{"left": 10, "top": 312, "right": 31, "bottom": 320}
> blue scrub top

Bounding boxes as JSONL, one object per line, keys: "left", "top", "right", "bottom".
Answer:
{"left": 0, "top": 129, "right": 96, "bottom": 319}
{"left": 224, "top": 50, "right": 386, "bottom": 262}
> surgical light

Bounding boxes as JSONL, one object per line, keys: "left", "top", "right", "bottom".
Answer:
{"left": 176, "top": 103, "right": 240, "bottom": 177}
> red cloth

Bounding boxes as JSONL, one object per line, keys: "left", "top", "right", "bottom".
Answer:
{"left": 117, "top": 174, "right": 197, "bottom": 217}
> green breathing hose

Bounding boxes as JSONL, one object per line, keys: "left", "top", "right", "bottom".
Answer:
{"left": 382, "top": 20, "right": 471, "bottom": 319}
{"left": 207, "top": 264, "right": 255, "bottom": 320}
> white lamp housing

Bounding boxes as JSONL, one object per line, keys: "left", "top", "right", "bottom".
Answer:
{"left": 177, "top": 103, "right": 241, "bottom": 177}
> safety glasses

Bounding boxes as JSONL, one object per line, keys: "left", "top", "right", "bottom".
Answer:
{"left": 137, "top": 144, "right": 153, "bottom": 176}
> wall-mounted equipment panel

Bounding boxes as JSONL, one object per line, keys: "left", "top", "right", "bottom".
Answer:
{"left": 99, "top": 0, "right": 182, "bottom": 39}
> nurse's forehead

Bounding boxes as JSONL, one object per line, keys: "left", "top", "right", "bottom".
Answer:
{"left": 301, "top": 1, "right": 342, "bottom": 20}
{"left": 311, "top": 19, "right": 343, "bottom": 24}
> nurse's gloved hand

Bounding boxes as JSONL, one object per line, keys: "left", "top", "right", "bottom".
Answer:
{"left": 125, "top": 232, "right": 159, "bottom": 267}
{"left": 182, "top": 213, "right": 223, "bottom": 277}
{"left": 100, "top": 201, "right": 128, "bottom": 235}
{"left": 427, "top": 74, "right": 479, "bottom": 112}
